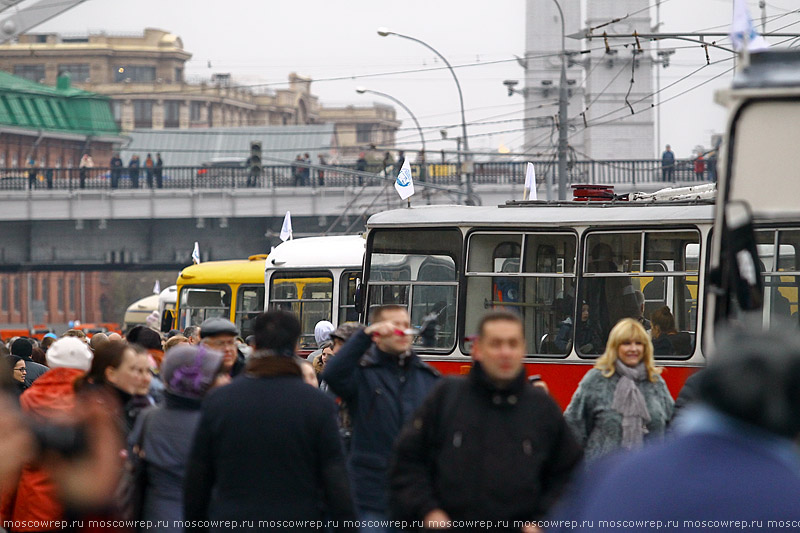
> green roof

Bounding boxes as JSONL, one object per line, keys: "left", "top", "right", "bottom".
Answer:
{"left": 0, "top": 70, "right": 119, "bottom": 137}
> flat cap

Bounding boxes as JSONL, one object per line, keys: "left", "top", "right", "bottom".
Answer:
{"left": 199, "top": 317, "right": 239, "bottom": 338}
{"left": 330, "top": 322, "right": 364, "bottom": 343}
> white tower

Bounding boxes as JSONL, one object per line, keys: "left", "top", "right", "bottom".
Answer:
{"left": 522, "top": 0, "right": 585, "bottom": 158}
{"left": 582, "top": 0, "right": 655, "bottom": 159}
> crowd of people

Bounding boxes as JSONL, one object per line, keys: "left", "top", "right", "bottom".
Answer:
{"left": 0, "top": 306, "right": 799, "bottom": 532}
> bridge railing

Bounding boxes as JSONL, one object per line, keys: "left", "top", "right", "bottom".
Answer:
{"left": 0, "top": 159, "right": 713, "bottom": 191}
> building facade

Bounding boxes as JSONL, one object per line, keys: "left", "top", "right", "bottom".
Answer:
{"left": 0, "top": 70, "right": 120, "bottom": 170}
{"left": 0, "top": 28, "right": 399, "bottom": 160}
{"left": 0, "top": 271, "right": 106, "bottom": 330}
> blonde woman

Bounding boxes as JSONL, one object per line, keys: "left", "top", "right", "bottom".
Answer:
{"left": 564, "top": 318, "right": 674, "bottom": 461}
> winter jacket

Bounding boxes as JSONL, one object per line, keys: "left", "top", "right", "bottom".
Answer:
{"left": 129, "top": 393, "right": 202, "bottom": 533}
{"left": 322, "top": 330, "right": 440, "bottom": 513}
{"left": 389, "top": 363, "right": 582, "bottom": 529}
{"left": 549, "top": 407, "right": 800, "bottom": 533}
{"left": 0, "top": 368, "right": 84, "bottom": 530}
{"left": 564, "top": 368, "right": 674, "bottom": 461}
{"left": 184, "top": 356, "right": 355, "bottom": 532}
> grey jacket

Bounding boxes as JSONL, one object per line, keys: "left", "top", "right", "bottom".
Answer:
{"left": 129, "top": 394, "right": 202, "bottom": 532}
{"left": 564, "top": 368, "right": 674, "bottom": 461}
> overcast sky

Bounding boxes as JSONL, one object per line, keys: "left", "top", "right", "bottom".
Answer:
{"left": 32, "top": 0, "right": 800, "bottom": 159}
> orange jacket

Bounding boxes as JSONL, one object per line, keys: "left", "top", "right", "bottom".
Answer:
{"left": 1, "top": 368, "right": 84, "bottom": 530}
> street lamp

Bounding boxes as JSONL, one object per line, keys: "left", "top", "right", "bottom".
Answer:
{"left": 377, "top": 27, "right": 472, "bottom": 203}
{"left": 550, "top": 0, "right": 569, "bottom": 201}
{"left": 355, "top": 86, "right": 426, "bottom": 154}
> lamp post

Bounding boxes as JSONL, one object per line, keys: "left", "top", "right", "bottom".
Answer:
{"left": 355, "top": 87, "right": 426, "bottom": 154}
{"left": 377, "top": 28, "right": 472, "bottom": 203}
{"left": 551, "top": 0, "right": 569, "bottom": 201}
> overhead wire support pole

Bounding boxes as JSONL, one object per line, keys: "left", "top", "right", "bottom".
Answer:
{"left": 551, "top": 0, "right": 569, "bottom": 201}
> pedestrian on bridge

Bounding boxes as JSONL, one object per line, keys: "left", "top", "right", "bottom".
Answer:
{"left": 79, "top": 153, "right": 94, "bottom": 189}
{"left": 145, "top": 153, "right": 155, "bottom": 189}
{"left": 154, "top": 153, "right": 164, "bottom": 188}
{"left": 129, "top": 154, "right": 141, "bottom": 189}
{"left": 110, "top": 152, "right": 123, "bottom": 189}
{"left": 661, "top": 145, "right": 675, "bottom": 182}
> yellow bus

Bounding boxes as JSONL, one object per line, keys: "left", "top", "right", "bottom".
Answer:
{"left": 175, "top": 254, "right": 268, "bottom": 339}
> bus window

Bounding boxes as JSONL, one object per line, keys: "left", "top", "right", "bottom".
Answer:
{"left": 367, "top": 229, "right": 461, "bottom": 351}
{"left": 465, "top": 232, "right": 577, "bottom": 356}
{"left": 178, "top": 286, "right": 231, "bottom": 329}
{"left": 269, "top": 271, "right": 333, "bottom": 348}
{"left": 579, "top": 230, "right": 700, "bottom": 359}
{"left": 339, "top": 270, "right": 360, "bottom": 324}
{"left": 236, "top": 284, "right": 265, "bottom": 339}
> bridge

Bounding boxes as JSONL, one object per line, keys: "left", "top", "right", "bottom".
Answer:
{"left": 0, "top": 159, "right": 713, "bottom": 270}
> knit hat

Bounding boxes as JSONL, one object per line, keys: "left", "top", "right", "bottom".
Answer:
{"left": 46, "top": 337, "right": 93, "bottom": 371}
{"left": 160, "top": 344, "right": 224, "bottom": 400}
{"left": 314, "top": 321, "right": 334, "bottom": 346}
{"left": 10, "top": 338, "right": 33, "bottom": 359}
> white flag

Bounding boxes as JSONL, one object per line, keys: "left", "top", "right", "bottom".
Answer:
{"left": 730, "top": 0, "right": 769, "bottom": 52}
{"left": 153, "top": 280, "right": 161, "bottom": 295}
{"left": 524, "top": 162, "right": 537, "bottom": 200}
{"left": 394, "top": 158, "right": 415, "bottom": 200}
{"left": 280, "top": 211, "right": 293, "bottom": 242}
{"left": 192, "top": 242, "right": 201, "bottom": 264}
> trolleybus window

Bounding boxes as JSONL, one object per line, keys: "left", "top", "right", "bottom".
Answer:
{"left": 754, "top": 229, "right": 800, "bottom": 325}
{"left": 367, "top": 229, "right": 460, "bottom": 351}
{"left": 465, "top": 232, "right": 577, "bottom": 356}
{"left": 178, "top": 286, "right": 231, "bottom": 329}
{"left": 579, "top": 230, "right": 700, "bottom": 359}
{"left": 235, "top": 285, "right": 265, "bottom": 339}
{"left": 339, "top": 270, "right": 361, "bottom": 324}
{"left": 269, "top": 271, "right": 333, "bottom": 348}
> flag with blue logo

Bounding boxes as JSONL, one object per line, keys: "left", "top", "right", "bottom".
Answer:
{"left": 192, "top": 242, "right": 201, "bottom": 264}
{"left": 730, "top": 0, "right": 769, "bottom": 52}
{"left": 394, "top": 158, "right": 415, "bottom": 200}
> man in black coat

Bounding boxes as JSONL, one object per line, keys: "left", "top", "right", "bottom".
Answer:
{"left": 184, "top": 311, "right": 356, "bottom": 532}
{"left": 389, "top": 311, "right": 582, "bottom": 531}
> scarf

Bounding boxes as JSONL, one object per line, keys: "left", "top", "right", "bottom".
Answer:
{"left": 611, "top": 360, "right": 651, "bottom": 449}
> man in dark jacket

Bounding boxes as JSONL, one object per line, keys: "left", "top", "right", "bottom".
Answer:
{"left": 184, "top": 311, "right": 356, "bottom": 532}
{"left": 389, "top": 311, "right": 582, "bottom": 531}
{"left": 322, "top": 305, "right": 439, "bottom": 531}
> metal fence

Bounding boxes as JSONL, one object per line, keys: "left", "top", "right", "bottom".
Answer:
{"left": 0, "top": 159, "right": 714, "bottom": 191}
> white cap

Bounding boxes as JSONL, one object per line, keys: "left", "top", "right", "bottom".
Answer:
{"left": 46, "top": 337, "right": 93, "bottom": 371}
